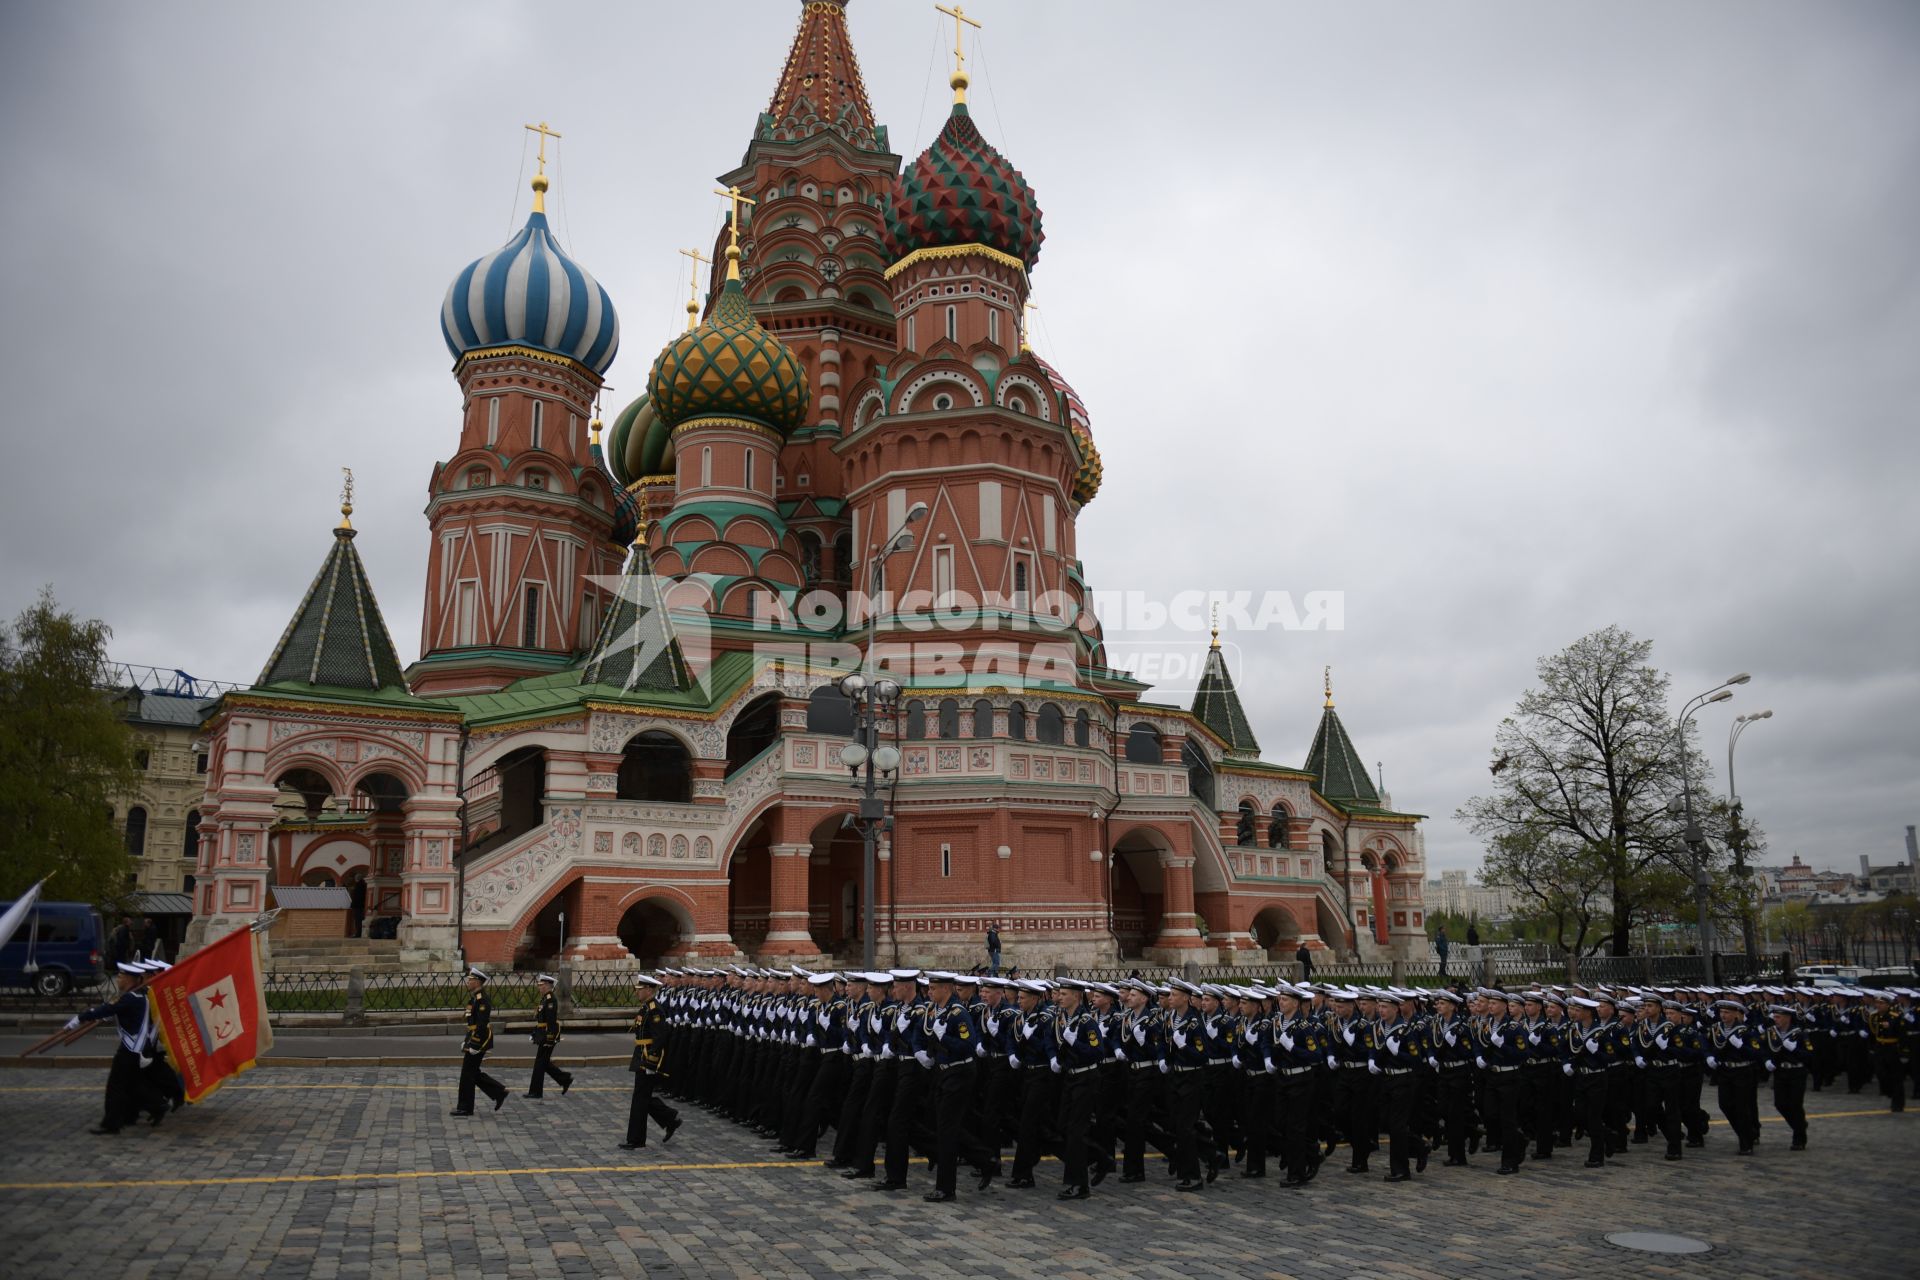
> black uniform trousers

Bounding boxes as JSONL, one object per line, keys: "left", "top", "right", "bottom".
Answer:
{"left": 1273, "top": 1071, "right": 1316, "bottom": 1182}
{"left": 1166, "top": 1068, "right": 1205, "bottom": 1181}
{"left": 528, "top": 1043, "right": 572, "bottom": 1097}
{"left": 1434, "top": 1066, "right": 1473, "bottom": 1162}
{"left": 1012, "top": 1067, "right": 1060, "bottom": 1179}
{"left": 1059, "top": 1070, "right": 1097, "bottom": 1191}
{"left": 1202, "top": 1063, "right": 1237, "bottom": 1166}
{"left": 1646, "top": 1066, "right": 1683, "bottom": 1155}
{"left": 1378, "top": 1071, "right": 1418, "bottom": 1178}
{"left": 1678, "top": 1064, "right": 1709, "bottom": 1142}
{"left": 831, "top": 1056, "right": 875, "bottom": 1166}
{"left": 1486, "top": 1069, "right": 1526, "bottom": 1169}
{"left": 779, "top": 1049, "right": 822, "bottom": 1149}
{"left": 884, "top": 1061, "right": 932, "bottom": 1184}
{"left": 1121, "top": 1066, "right": 1162, "bottom": 1177}
{"left": 1572, "top": 1070, "right": 1608, "bottom": 1163}
{"left": 793, "top": 1049, "right": 850, "bottom": 1156}
{"left": 626, "top": 1068, "right": 678, "bottom": 1146}
{"left": 457, "top": 1050, "right": 507, "bottom": 1112}
{"left": 1715, "top": 1063, "right": 1761, "bottom": 1150}
{"left": 850, "top": 1058, "right": 898, "bottom": 1173}
{"left": 932, "top": 1062, "right": 997, "bottom": 1194}
{"left": 102, "top": 1047, "right": 165, "bottom": 1129}
{"left": 1771, "top": 1064, "right": 1809, "bottom": 1141}
{"left": 1602, "top": 1065, "right": 1632, "bottom": 1153}
{"left": 1329, "top": 1066, "right": 1376, "bottom": 1167}
{"left": 1239, "top": 1071, "right": 1274, "bottom": 1175}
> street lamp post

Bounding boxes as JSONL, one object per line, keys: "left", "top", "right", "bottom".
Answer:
{"left": 1727, "top": 708, "right": 1773, "bottom": 969}
{"left": 1674, "top": 673, "right": 1749, "bottom": 985}
{"left": 832, "top": 502, "right": 928, "bottom": 971}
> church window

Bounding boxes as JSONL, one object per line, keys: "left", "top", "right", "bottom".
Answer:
{"left": 530, "top": 401, "right": 544, "bottom": 451}
{"left": 941, "top": 843, "right": 952, "bottom": 877}
{"left": 988, "top": 309, "right": 999, "bottom": 345}
{"left": 1036, "top": 703, "right": 1064, "bottom": 745}
{"left": 938, "top": 698, "right": 959, "bottom": 739}
{"left": 1237, "top": 801, "right": 1257, "bottom": 847}
{"left": 807, "top": 685, "right": 856, "bottom": 735}
{"left": 487, "top": 397, "right": 500, "bottom": 446}
{"left": 978, "top": 481, "right": 1001, "bottom": 540}
{"left": 1008, "top": 702, "right": 1027, "bottom": 741}
{"left": 125, "top": 807, "right": 147, "bottom": 856}
{"left": 1269, "top": 803, "right": 1291, "bottom": 849}
{"left": 1012, "top": 555, "right": 1030, "bottom": 609}
{"left": 456, "top": 582, "right": 477, "bottom": 645}
{"left": 523, "top": 470, "right": 548, "bottom": 490}
{"left": 945, "top": 306, "right": 957, "bottom": 341}
{"left": 905, "top": 700, "right": 927, "bottom": 739}
{"left": 932, "top": 545, "right": 955, "bottom": 607}
{"left": 906, "top": 315, "right": 916, "bottom": 348}
{"left": 579, "top": 592, "right": 596, "bottom": 648}
{"left": 184, "top": 810, "right": 201, "bottom": 861}
{"left": 1008, "top": 395, "right": 1028, "bottom": 415}
{"left": 972, "top": 699, "right": 993, "bottom": 739}
{"left": 522, "top": 584, "right": 541, "bottom": 647}
{"left": 933, "top": 393, "right": 953, "bottom": 412}
{"left": 744, "top": 450, "right": 755, "bottom": 492}
{"left": 1043, "top": 495, "right": 1056, "bottom": 551}
{"left": 701, "top": 447, "right": 713, "bottom": 487}
{"left": 1125, "top": 722, "right": 1161, "bottom": 765}
{"left": 1074, "top": 709, "right": 1090, "bottom": 748}
{"left": 135, "top": 748, "right": 150, "bottom": 771}
{"left": 195, "top": 752, "right": 208, "bottom": 774}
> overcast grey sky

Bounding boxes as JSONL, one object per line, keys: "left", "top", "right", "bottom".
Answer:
{"left": 3, "top": 1, "right": 1916, "bottom": 876}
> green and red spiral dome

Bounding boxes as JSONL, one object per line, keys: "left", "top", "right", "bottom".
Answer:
{"left": 885, "top": 103, "right": 1044, "bottom": 270}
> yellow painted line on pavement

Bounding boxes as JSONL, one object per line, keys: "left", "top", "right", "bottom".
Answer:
{"left": 0, "top": 1109, "right": 1901, "bottom": 1193}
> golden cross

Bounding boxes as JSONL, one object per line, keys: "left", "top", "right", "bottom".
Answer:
{"left": 712, "top": 186, "right": 760, "bottom": 280}
{"left": 1020, "top": 297, "right": 1037, "bottom": 351}
{"left": 524, "top": 121, "right": 562, "bottom": 175}
{"left": 1324, "top": 664, "right": 1334, "bottom": 709}
{"left": 936, "top": 3, "right": 982, "bottom": 103}
{"left": 339, "top": 466, "right": 355, "bottom": 530}
{"left": 679, "top": 247, "right": 713, "bottom": 330}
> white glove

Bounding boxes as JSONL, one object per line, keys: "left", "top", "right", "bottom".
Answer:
{"left": 1634, "top": 1055, "right": 1647, "bottom": 1069}
{"left": 1061, "top": 1024, "right": 1079, "bottom": 1046}
{"left": 1279, "top": 1032, "right": 1295, "bottom": 1051}
{"left": 1562, "top": 1062, "right": 1574, "bottom": 1077}
{"left": 1427, "top": 1055, "right": 1440, "bottom": 1069}
{"left": 1443, "top": 1028, "right": 1458, "bottom": 1047}
{"left": 805, "top": 1034, "right": 816, "bottom": 1048}
{"left": 1528, "top": 1030, "right": 1542, "bottom": 1046}
{"left": 1706, "top": 1055, "right": 1718, "bottom": 1069}
{"left": 975, "top": 1042, "right": 986, "bottom": 1059}
{"left": 1765, "top": 1059, "right": 1776, "bottom": 1072}
{"left": 1049, "top": 1057, "right": 1062, "bottom": 1074}
{"left": 869, "top": 1014, "right": 882, "bottom": 1033}
{"left": 933, "top": 1016, "right": 950, "bottom": 1038}
{"left": 1343, "top": 1027, "right": 1357, "bottom": 1046}
{"left": 1491, "top": 1029, "right": 1505, "bottom": 1047}
{"left": 881, "top": 1044, "right": 895, "bottom": 1059}
{"left": 895, "top": 1012, "right": 911, "bottom": 1032}
{"left": 63, "top": 1016, "right": 81, "bottom": 1031}
{"left": 1133, "top": 1023, "right": 1147, "bottom": 1045}
{"left": 1584, "top": 1038, "right": 1600, "bottom": 1054}
{"left": 1115, "top": 1044, "right": 1128, "bottom": 1062}
{"left": 1172, "top": 1029, "right": 1188, "bottom": 1049}
{"left": 1783, "top": 1038, "right": 1797, "bottom": 1051}
{"left": 1010, "top": 1053, "right": 1023, "bottom": 1069}
{"left": 464, "top": 1047, "right": 479, "bottom": 1056}
{"left": 1859, "top": 1029, "right": 1869, "bottom": 1038}
{"left": 1386, "top": 1037, "right": 1402, "bottom": 1056}
{"left": 1367, "top": 1061, "right": 1381, "bottom": 1075}
{"left": 914, "top": 1050, "right": 934, "bottom": 1070}
{"left": 1475, "top": 1055, "right": 1487, "bottom": 1070}
{"left": 1328, "top": 1055, "right": 1340, "bottom": 1069}
{"left": 1729, "top": 1032, "right": 1744, "bottom": 1048}
{"left": 1264, "top": 1057, "right": 1276, "bottom": 1074}
{"left": 1655, "top": 1034, "right": 1669, "bottom": 1050}
{"left": 1157, "top": 1060, "right": 1169, "bottom": 1074}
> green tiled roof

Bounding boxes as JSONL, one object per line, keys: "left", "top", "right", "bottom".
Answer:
{"left": 256, "top": 528, "right": 407, "bottom": 692}
{"left": 1190, "top": 642, "right": 1259, "bottom": 757}
{"left": 1305, "top": 702, "right": 1380, "bottom": 804}
{"left": 579, "top": 542, "right": 691, "bottom": 694}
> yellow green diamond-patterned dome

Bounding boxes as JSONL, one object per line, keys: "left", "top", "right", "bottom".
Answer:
{"left": 648, "top": 278, "right": 809, "bottom": 434}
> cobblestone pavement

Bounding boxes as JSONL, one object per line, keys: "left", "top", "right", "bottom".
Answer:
{"left": 1, "top": 1065, "right": 1914, "bottom": 1279}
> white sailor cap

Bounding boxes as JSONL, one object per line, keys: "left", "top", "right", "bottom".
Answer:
{"left": 862, "top": 971, "right": 893, "bottom": 985}
{"left": 466, "top": 967, "right": 489, "bottom": 983}
{"left": 926, "top": 970, "right": 960, "bottom": 984}
{"left": 1169, "top": 978, "right": 1202, "bottom": 996}
{"left": 116, "top": 961, "right": 147, "bottom": 975}
{"left": 633, "top": 974, "right": 664, "bottom": 988}
{"left": 1430, "top": 988, "right": 1463, "bottom": 1005}
{"left": 1569, "top": 996, "right": 1601, "bottom": 1010}
{"left": 807, "top": 972, "right": 839, "bottom": 986}
{"left": 536, "top": 972, "right": 557, "bottom": 984}
{"left": 888, "top": 968, "right": 921, "bottom": 981}
{"left": 1016, "top": 979, "right": 1049, "bottom": 994}
{"left": 1710, "top": 998, "right": 1745, "bottom": 1012}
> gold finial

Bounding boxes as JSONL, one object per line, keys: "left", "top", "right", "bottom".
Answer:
{"left": 632, "top": 516, "right": 650, "bottom": 549}
{"left": 338, "top": 466, "right": 355, "bottom": 530}
{"left": 935, "top": 3, "right": 982, "bottom": 105}
{"left": 679, "top": 246, "right": 713, "bottom": 329}
{"left": 1324, "top": 664, "right": 1334, "bottom": 709}
{"left": 712, "top": 186, "right": 759, "bottom": 281}
{"left": 1020, "top": 297, "right": 1036, "bottom": 353}
{"left": 524, "top": 121, "right": 562, "bottom": 213}
{"left": 590, "top": 394, "right": 603, "bottom": 447}
{"left": 1210, "top": 602, "right": 1220, "bottom": 650}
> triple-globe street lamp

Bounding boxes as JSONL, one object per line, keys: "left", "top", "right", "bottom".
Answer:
{"left": 1670, "top": 672, "right": 1750, "bottom": 984}
{"left": 1727, "top": 708, "right": 1774, "bottom": 968}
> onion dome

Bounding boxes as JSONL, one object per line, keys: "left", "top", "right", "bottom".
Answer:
{"left": 886, "top": 102, "right": 1044, "bottom": 271}
{"left": 603, "top": 394, "right": 675, "bottom": 488}
{"left": 647, "top": 268, "right": 809, "bottom": 435}
{"left": 441, "top": 175, "right": 620, "bottom": 376}
{"left": 1028, "top": 351, "right": 1100, "bottom": 504}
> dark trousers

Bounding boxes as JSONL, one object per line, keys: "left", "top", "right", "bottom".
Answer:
{"left": 1524, "top": 1067, "right": 1556, "bottom": 1158}
{"left": 1239, "top": 1072, "right": 1273, "bottom": 1175}
{"left": 1874, "top": 1047, "right": 1907, "bottom": 1111}
{"left": 457, "top": 1051, "right": 506, "bottom": 1112}
{"left": 1332, "top": 1068, "right": 1376, "bottom": 1167}
{"left": 1060, "top": 1071, "right": 1096, "bottom": 1190}
{"left": 1772, "top": 1066, "right": 1809, "bottom": 1140}
{"left": 983, "top": 1056, "right": 1019, "bottom": 1147}
{"left": 1121, "top": 1068, "right": 1160, "bottom": 1177}
{"left": 1573, "top": 1072, "right": 1608, "bottom": 1163}
{"left": 1013, "top": 1068, "right": 1060, "bottom": 1178}
{"left": 1486, "top": 1071, "right": 1526, "bottom": 1168}
{"left": 1603, "top": 1066, "right": 1632, "bottom": 1152}
{"left": 851, "top": 1058, "right": 897, "bottom": 1173}
{"left": 884, "top": 1062, "right": 931, "bottom": 1183}
{"left": 528, "top": 1043, "right": 572, "bottom": 1097}
{"left": 1092, "top": 1064, "right": 1124, "bottom": 1164}
{"left": 831, "top": 1057, "right": 874, "bottom": 1165}
{"left": 1435, "top": 1068, "right": 1473, "bottom": 1162}
{"left": 794, "top": 1050, "right": 850, "bottom": 1156}
{"left": 1202, "top": 1064, "right": 1237, "bottom": 1165}
{"left": 1678, "top": 1065, "right": 1709, "bottom": 1141}
{"left": 779, "top": 1050, "right": 822, "bottom": 1149}
{"left": 626, "top": 1069, "right": 678, "bottom": 1146}
{"left": 933, "top": 1064, "right": 995, "bottom": 1194}
{"left": 103, "top": 1047, "right": 164, "bottom": 1129}
{"left": 142, "top": 1054, "right": 185, "bottom": 1112}
{"left": 1274, "top": 1072, "right": 1315, "bottom": 1182}
{"left": 1164, "top": 1070, "right": 1204, "bottom": 1180}
{"left": 1646, "top": 1068, "right": 1683, "bottom": 1154}
{"left": 1716, "top": 1065, "right": 1761, "bottom": 1149}
{"left": 1379, "top": 1073, "right": 1417, "bottom": 1177}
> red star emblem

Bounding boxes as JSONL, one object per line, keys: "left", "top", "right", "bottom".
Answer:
{"left": 207, "top": 991, "right": 228, "bottom": 1010}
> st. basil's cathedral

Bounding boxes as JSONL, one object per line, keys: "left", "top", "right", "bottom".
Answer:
{"left": 186, "top": 0, "right": 1428, "bottom": 970}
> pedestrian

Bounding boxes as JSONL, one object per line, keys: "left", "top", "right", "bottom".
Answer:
{"left": 64, "top": 961, "right": 167, "bottom": 1133}
{"left": 1766, "top": 1001, "right": 1811, "bottom": 1148}
{"left": 1294, "top": 942, "right": 1313, "bottom": 982}
{"left": 526, "top": 973, "right": 573, "bottom": 1098}
{"left": 1434, "top": 927, "right": 1450, "bottom": 978}
{"left": 143, "top": 919, "right": 168, "bottom": 964}
{"left": 622, "top": 975, "right": 681, "bottom": 1148}
{"left": 1465, "top": 921, "right": 1480, "bottom": 948}
{"left": 452, "top": 968, "right": 508, "bottom": 1116}
{"left": 986, "top": 922, "right": 1001, "bottom": 976}
{"left": 105, "top": 916, "right": 133, "bottom": 968}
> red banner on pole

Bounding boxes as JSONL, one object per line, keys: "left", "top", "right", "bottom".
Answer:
{"left": 148, "top": 924, "right": 274, "bottom": 1103}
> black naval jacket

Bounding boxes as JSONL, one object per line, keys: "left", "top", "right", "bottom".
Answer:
{"left": 533, "top": 992, "right": 563, "bottom": 1047}
{"left": 463, "top": 989, "right": 495, "bottom": 1054}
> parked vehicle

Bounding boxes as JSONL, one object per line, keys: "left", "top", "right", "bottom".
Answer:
{"left": 0, "top": 900, "right": 105, "bottom": 996}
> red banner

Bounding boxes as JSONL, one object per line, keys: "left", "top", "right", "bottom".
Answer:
{"left": 148, "top": 925, "right": 274, "bottom": 1104}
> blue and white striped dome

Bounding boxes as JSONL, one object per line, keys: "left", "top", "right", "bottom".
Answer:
{"left": 441, "top": 207, "right": 620, "bottom": 375}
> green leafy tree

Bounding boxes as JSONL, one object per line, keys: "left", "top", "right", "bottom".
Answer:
{"left": 0, "top": 589, "right": 140, "bottom": 905}
{"left": 1480, "top": 827, "right": 1614, "bottom": 955}
{"left": 1460, "top": 626, "right": 1725, "bottom": 956}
